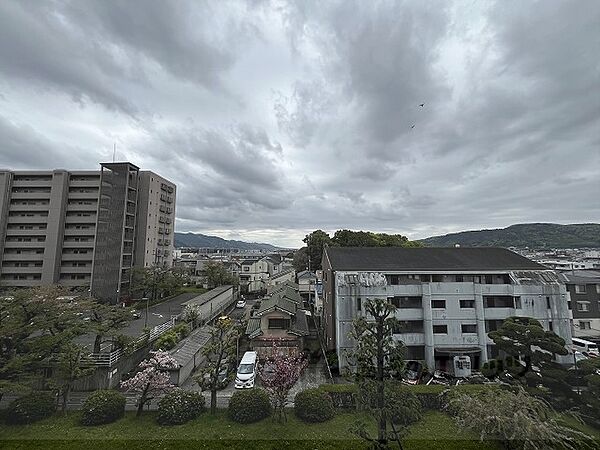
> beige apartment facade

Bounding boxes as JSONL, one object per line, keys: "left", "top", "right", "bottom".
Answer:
{"left": 0, "top": 162, "right": 176, "bottom": 303}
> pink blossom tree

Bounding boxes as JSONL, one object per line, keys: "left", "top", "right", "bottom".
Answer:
{"left": 259, "top": 346, "right": 308, "bottom": 423}
{"left": 120, "top": 350, "right": 178, "bottom": 416}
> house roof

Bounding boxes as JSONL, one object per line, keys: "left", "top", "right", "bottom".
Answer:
{"left": 246, "top": 317, "right": 262, "bottom": 339}
{"left": 560, "top": 270, "right": 600, "bottom": 284}
{"left": 267, "top": 280, "right": 299, "bottom": 295}
{"left": 297, "top": 270, "right": 316, "bottom": 279}
{"left": 289, "top": 310, "right": 310, "bottom": 336}
{"left": 256, "top": 292, "right": 298, "bottom": 316}
{"left": 324, "top": 247, "right": 545, "bottom": 272}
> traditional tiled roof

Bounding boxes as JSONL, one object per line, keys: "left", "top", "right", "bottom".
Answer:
{"left": 246, "top": 317, "right": 262, "bottom": 339}
{"left": 256, "top": 292, "right": 297, "bottom": 316}
{"left": 289, "top": 310, "right": 310, "bottom": 337}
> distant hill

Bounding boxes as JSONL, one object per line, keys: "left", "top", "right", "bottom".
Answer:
{"left": 174, "top": 232, "right": 280, "bottom": 251}
{"left": 420, "top": 223, "right": 600, "bottom": 249}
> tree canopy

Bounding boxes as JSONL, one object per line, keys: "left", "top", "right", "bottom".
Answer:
{"left": 297, "top": 229, "right": 421, "bottom": 271}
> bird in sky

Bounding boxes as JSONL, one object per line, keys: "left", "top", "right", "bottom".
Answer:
{"left": 419, "top": 103, "right": 425, "bottom": 107}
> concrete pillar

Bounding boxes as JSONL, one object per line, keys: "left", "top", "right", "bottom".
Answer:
{"left": 422, "top": 283, "right": 435, "bottom": 370}
{"left": 474, "top": 284, "right": 488, "bottom": 365}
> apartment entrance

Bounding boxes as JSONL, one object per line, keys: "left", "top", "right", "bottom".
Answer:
{"left": 434, "top": 348, "right": 481, "bottom": 375}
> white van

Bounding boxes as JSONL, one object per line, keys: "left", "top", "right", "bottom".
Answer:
{"left": 572, "top": 338, "right": 599, "bottom": 357}
{"left": 235, "top": 351, "right": 258, "bottom": 389}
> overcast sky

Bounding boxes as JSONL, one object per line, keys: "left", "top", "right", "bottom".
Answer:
{"left": 0, "top": 1, "right": 598, "bottom": 248}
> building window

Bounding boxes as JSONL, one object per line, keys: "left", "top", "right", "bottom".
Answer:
{"left": 461, "top": 324, "right": 477, "bottom": 334}
{"left": 514, "top": 296, "right": 522, "bottom": 309}
{"left": 546, "top": 297, "right": 551, "bottom": 309}
{"left": 577, "top": 302, "right": 590, "bottom": 312}
{"left": 596, "top": 284, "right": 600, "bottom": 294}
{"left": 485, "top": 320, "right": 504, "bottom": 332}
{"left": 389, "top": 296, "right": 422, "bottom": 308}
{"left": 404, "top": 346, "right": 425, "bottom": 360}
{"left": 460, "top": 299, "right": 475, "bottom": 309}
{"left": 548, "top": 321, "right": 553, "bottom": 332}
{"left": 484, "top": 296, "right": 514, "bottom": 308}
{"left": 455, "top": 275, "right": 463, "bottom": 282}
{"left": 268, "top": 318, "right": 290, "bottom": 329}
{"left": 432, "top": 300, "right": 446, "bottom": 309}
{"left": 243, "top": 266, "right": 249, "bottom": 272}
{"left": 388, "top": 274, "right": 399, "bottom": 285}
{"left": 579, "top": 321, "right": 591, "bottom": 330}
{"left": 394, "top": 321, "right": 424, "bottom": 334}
{"left": 575, "top": 285, "right": 586, "bottom": 294}
{"left": 357, "top": 297, "right": 361, "bottom": 312}
{"left": 433, "top": 325, "right": 447, "bottom": 334}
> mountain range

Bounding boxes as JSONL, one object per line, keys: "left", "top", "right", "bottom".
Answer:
{"left": 174, "top": 232, "right": 281, "bottom": 251}
{"left": 419, "top": 223, "right": 600, "bottom": 249}
{"left": 175, "top": 223, "right": 600, "bottom": 251}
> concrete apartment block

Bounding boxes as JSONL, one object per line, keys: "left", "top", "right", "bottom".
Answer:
{"left": 0, "top": 162, "right": 176, "bottom": 303}
{"left": 321, "top": 247, "right": 573, "bottom": 371}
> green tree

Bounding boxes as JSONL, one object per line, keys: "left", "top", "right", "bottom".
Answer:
{"left": 488, "top": 317, "right": 568, "bottom": 385}
{"left": 0, "top": 287, "right": 95, "bottom": 402}
{"left": 348, "top": 298, "right": 405, "bottom": 448}
{"left": 131, "top": 266, "right": 188, "bottom": 300}
{"left": 445, "top": 387, "right": 594, "bottom": 450}
{"left": 88, "top": 303, "right": 134, "bottom": 353}
{"left": 331, "top": 230, "right": 421, "bottom": 248}
{"left": 50, "top": 343, "right": 95, "bottom": 414}
{"left": 303, "top": 229, "right": 331, "bottom": 270}
{"left": 292, "top": 247, "right": 309, "bottom": 273}
{"left": 195, "top": 316, "right": 239, "bottom": 414}
{"left": 204, "top": 261, "right": 237, "bottom": 288}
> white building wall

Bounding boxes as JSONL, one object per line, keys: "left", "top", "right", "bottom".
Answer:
{"left": 334, "top": 271, "right": 572, "bottom": 371}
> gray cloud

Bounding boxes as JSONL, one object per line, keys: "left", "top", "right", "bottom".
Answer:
{"left": 0, "top": 0, "right": 598, "bottom": 247}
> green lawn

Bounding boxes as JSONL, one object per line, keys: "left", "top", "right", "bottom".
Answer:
{"left": 0, "top": 410, "right": 502, "bottom": 450}
{"left": 2, "top": 409, "right": 596, "bottom": 450}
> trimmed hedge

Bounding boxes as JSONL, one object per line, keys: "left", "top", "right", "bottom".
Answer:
{"left": 294, "top": 388, "right": 335, "bottom": 423}
{"left": 157, "top": 389, "right": 205, "bottom": 425}
{"left": 228, "top": 389, "right": 271, "bottom": 424}
{"left": 6, "top": 392, "right": 56, "bottom": 425}
{"left": 319, "top": 384, "right": 358, "bottom": 409}
{"left": 81, "top": 390, "right": 126, "bottom": 426}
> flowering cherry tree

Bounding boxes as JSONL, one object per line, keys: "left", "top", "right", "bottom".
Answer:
{"left": 120, "top": 350, "right": 178, "bottom": 416}
{"left": 259, "top": 346, "right": 308, "bottom": 422}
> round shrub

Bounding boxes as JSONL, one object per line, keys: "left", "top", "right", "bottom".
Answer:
{"left": 80, "top": 390, "right": 126, "bottom": 426}
{"left": 228, "top": 388, "right": 271, "bottom": 423}
{"left": 153, "top": 330, "right": 179, "bottom": 350}
{"left": 6, "top": 392, "right": 56, "bottom": 424}
{"left": 386, "top": 385, "right": 423, "bottom": 426}
{"left": 294, "top": 388, "right": 335, "bottom": 423}
{"left": 157, "top": 389, "right": 205, "bottom": 425}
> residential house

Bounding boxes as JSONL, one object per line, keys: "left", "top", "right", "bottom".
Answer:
{"left": 246, "top": 284, "right": 310, "bottom": 357}
{"left": 561, "top": 270, "right": 600, "bottom": 339}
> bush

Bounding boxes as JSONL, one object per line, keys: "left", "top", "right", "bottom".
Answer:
{"left": 154, "top": 330, "right": 179, "bottom": 350}
{"left": 157, "top": 389, "right": 205, "bottom": 425}
{"left": 319, "top": 384, "right": 358, "bottom": 409}
{"left": 80, "top": 390, "right": 126, "bottom": 426}
{"left": 386, "top": 384, "right": 423, "bottom": 426}
{"left": 228, "top": 388, "right": 271, "bottom": 423}
{"left": 172, "top": 323, "right": 190, "bottom": 339}
{"left": 294, "top": 388, "right": 335, "bottom": 423}
{"left": 6, "top": 392, "right": 56, "bottom": 424}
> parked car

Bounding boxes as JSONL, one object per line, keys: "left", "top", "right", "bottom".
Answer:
{"left": 236, "top": 299, "right": 247, "bottom": 309}
{"left": 203, "top": 358, "right": 235, "bottom": 389}
{"left": 131, "top": 309, "right": 142, "bottom": 319}
{"left": 235, "top": 351, "right": 258, "bottom": 389}
{"left": 572, "top": 338, "right": 599, "bottom": 358}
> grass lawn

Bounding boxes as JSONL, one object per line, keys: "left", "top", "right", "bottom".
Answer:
{"left": 2, "top": 409, "right": 596, "bottom": 450}
{"left": 0, "top": 409, "right": 503, "bottom": 450}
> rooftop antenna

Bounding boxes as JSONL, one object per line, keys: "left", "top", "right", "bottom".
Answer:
{"left": 112, "top": 143, "right": 116, "bottom": 162}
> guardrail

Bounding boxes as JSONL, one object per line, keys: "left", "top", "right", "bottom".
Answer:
{"left": 86, "top": 317, "right": 176, "bottom": 367}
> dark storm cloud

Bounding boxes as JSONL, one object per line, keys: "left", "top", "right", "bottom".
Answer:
{"left": 0, "top": 0, "right": 598, "bottom": 247}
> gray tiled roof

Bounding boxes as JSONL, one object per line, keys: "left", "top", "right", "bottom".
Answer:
{"left": 325, "top": 247, "right": 545, "bottom": 271}
{"left": 246, "top": 317, "right": 262, "bottom": 338}
{"left": 257, "top": 292, "right": 297, "bottom": 316}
